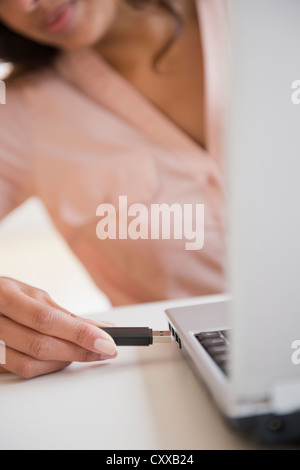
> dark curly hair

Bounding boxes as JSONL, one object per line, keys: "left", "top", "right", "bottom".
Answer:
{"left": 0, "top": 0, "right": 184, "bottom": 80}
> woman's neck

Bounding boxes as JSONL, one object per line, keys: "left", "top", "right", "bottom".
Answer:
{"left": 93, "top": 0, "right": 198, "bottom": 71}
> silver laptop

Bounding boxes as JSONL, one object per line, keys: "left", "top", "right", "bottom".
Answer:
{"left": 166, "top": 0, "right": 300, "bottom": 444}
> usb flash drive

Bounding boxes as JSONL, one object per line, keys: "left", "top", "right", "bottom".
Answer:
{"left": 100, "top": 327, "right": 172, "bottom": 347}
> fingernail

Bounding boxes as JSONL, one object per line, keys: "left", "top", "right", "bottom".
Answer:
{"left": 94, "top": 338, "right": 117, "bottom": 356}
{"left": 98, "top": 328, "right": 116, "bottom": 342}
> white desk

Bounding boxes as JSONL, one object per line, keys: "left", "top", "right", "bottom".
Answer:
{"left": 0, "top": 295, "right": 286, "bottom": 451}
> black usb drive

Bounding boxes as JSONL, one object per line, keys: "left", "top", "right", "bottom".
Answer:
{"left": 100, "top": 327, "right": 171, "bottom": 347}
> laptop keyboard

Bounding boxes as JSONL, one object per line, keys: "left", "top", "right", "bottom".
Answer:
{"left": 195, "top": 330, "right": 231, "bottom": 375}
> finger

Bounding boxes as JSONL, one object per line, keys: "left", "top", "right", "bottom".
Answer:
{"left": 0, "top": 289, "right": 117, "bottom": 357}
{"left": 0, "top": 315, "right": 114, "bottom": 363}
{"left": 10, "top": 293, "right": 117, "bottom": 339}
{"left": 0, "top": 279, "right": 115, "bottom": 329}
{"left": 37, "top": 295, "right": 115, "bottom": 326}
{"left": 1, "top": 346, "right": 72, "bottom": 379}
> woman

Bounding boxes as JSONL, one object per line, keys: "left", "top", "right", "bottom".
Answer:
{"left": 0, "top": 0, "right": 228, "bottom": 378}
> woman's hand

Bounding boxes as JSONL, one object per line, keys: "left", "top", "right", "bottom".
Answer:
{"left": 0, "top": 278, "right": 117, "bottom": 379}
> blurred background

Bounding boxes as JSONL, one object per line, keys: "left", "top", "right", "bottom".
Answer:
{"left": 0, "top": 63, "right": 111, "bottom": 316}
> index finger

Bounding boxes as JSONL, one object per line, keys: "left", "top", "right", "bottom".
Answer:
{"left": 0, "top": 289, "right": 117, "bottom": 356}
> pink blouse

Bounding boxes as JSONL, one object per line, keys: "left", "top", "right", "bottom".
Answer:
{"left": 0, "top": 0, "right": 229, "bottom": 306}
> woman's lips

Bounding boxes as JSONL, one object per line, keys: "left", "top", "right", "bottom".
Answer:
{"left": 42, "top": 1, "right": 76, "bottom": 35}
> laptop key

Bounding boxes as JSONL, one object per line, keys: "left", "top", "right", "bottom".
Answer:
{"left": 195, "top": 331, "right": 222, "bottom": 341}
{"left": 201, "top": 337, "right": 226, "bottom": 348}
{"left": 207, "top": 345, "right": 228, "bottom": 356}
{"left": 195, "top": 330, "right": 231, "bottom": 376}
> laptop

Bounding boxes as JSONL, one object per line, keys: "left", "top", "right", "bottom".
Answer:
{"left": 165, "top": 0, "right": 300, "bottom": 444}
